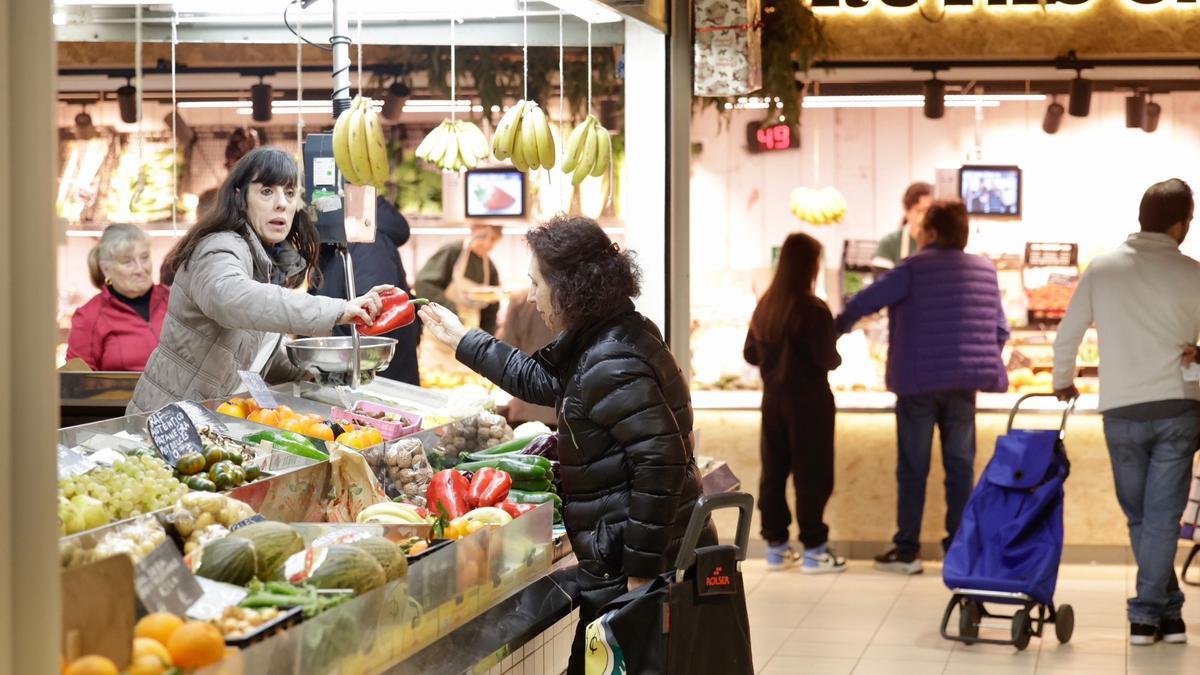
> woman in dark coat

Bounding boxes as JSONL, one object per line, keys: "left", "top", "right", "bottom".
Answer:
{"left": 419, "top": 215, "right": 711, "bottom": 672}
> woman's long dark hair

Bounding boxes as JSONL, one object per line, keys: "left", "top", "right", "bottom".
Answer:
{"left": 166, "top": 147, "right": 321, "bottom": 289}
{"left": 752, "top": 233, "right": 823, "bottom": 343}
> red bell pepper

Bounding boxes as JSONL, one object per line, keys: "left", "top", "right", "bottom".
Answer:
{"left": 467, "top": 467, "right": 513, "bottom": 508}
{"left": 497, "top": 501, "right": 537, "bottom": 519}
{"left": 426, "top": 469, "right": 471, "bottom": 520}
{"left": 356, "top": 289, "right": 429, "bottom": 336}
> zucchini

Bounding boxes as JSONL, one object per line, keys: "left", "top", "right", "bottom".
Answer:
{"left": 456, "top": 456, "right": 551, "bottom": 482}
{"left": 507, "top": 489, "right": 563, "bottom": 510}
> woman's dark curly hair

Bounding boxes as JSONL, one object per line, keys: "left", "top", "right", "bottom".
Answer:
{"left": 526, "top": 215, "right": 641, "bottom": 329}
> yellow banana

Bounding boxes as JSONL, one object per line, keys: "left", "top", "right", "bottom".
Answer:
{"left": 530, "top": 107, "right": 555, "bottom": 170}
{"left": 362, "top": 99, "right": 390, "bottom": 186}
{"left": 440, "top": 129, "right": 460, "bottom": 171}
{"left": 590, "top": 124, "right": 610, "bottom": 178}
{"left": 414, "top": 123, "right": 437, "bottom": 160}
{"left": 511, "top": 116, "right": 530, "bottom": 172}
{"left": 572, "top": 124, "right": 598, "bottom": 186}
{"left": 457, "top": 123, "right": 479, "bottom": 169}
{"left": 347, "top": 98, "right": 373, "bottom": 184}
{"left": 561, "top": 117, "right": 591, "bottom": 174}
{"left": 492, "top": 100, "right": 525, "bottom": 160}
{"left": 332, "top": 100, "right": 362, "bottom": 185}
{"left": 521, "top": 106, "right": 542, "bottom": 170}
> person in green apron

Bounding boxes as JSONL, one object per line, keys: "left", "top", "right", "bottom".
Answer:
{"left": 871, "top": 181, "right": 933, "bottom": 272}
{"left": 414, "top": 223, "right": 503, "bottom": 333}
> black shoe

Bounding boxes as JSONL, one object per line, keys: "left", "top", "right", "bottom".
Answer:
{"left": 1130, "top": 622, "right": 1161, "bottom": 646}
{"left": 873, "top": 548, "right": 923, "bottom": 575}
{"left": 1161, "top": 617, "right": 1187, "bottom": 644}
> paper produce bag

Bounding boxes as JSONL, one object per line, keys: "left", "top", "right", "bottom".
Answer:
{"left": 694, "top": 0, "right": 763, "bottom": 97}
{"left": 323, "top": 444, "right": 390, "bottom": 523}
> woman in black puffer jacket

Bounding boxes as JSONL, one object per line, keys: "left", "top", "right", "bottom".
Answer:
{"left": 420, "top": 215, "right": 711, "bottom": 672}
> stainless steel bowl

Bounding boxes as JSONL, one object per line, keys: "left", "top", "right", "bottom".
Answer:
{"left": 285, "top": 336, "right": 398, "bottom": 387}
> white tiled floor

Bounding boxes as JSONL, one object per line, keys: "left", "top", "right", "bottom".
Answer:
{"left": 744, "top": 559, "right": 1200, "bottom": 674}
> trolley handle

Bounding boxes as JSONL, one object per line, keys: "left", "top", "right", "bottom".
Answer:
{"left": 1006, "top": 393, "right": 1077, "bottom": 438}
{"left": 672, "top": 492, "right": 754, "bottom": 581}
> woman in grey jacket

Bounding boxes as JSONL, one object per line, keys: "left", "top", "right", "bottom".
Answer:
{"left": 129, "top": 148, "right": 387, "bottom": 413}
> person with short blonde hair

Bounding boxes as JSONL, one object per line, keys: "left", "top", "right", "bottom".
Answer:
{"left": 68, "top": 223, "right": 171, "bottom": 371}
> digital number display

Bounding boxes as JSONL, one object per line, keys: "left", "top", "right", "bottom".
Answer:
{"left": 745, "top": 122, "right": 799, "bottom": 153}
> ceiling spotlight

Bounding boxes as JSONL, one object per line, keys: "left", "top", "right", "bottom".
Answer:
{"left": 1125, "top": 92, "right": 1146, "bottom": 129}
{"left": 1042, "top": 99, "right": 1064, "bottom": 134}
{"left": 381, "top": 80, "right": 411, "bottom": 124}
{"left": 923, "top": 77, "right": 945, "bottom": 120}
{"left": 250, "top": 78, "right": 273, "bottom": 123}
{"left": 1068, "top": 74, "right": 1092, "bottom": 117}
{"left": 116, "top": 79, "right": 138, "bottom": 124}
{"left": 1143, "top": 99, "right": 1161, "bottom": 133}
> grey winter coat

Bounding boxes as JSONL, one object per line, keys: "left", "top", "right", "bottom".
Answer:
{"left": 128, "top": 230, "right": 346, "bottom": 413}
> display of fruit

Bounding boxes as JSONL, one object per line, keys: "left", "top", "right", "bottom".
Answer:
{"left": 492, "top": 99, "right": 556, "bottom": 172}
{"left": 193, "top": 536, "right": 259, "bottom": 586}
{"left": 131, "top": 637, "right": 172, "bottom": 669}
{"left": 135, "top": 612, "right": 186, "bottom": 648}
{"left": 229, "top": 521, "right": 305, "bottom": 581}
{"left": 561, "top": 114, "right": 612, "bottom": 186}
{"left": 333, "top": 95, "right": 390, "bottom": 188}
{"left": 345, "top": 535, "right": 409, "bottom": 582}
{"left": 790, "top": 186, "right": 848, "bottom": 225}
{"left": 228, "top": 400, "right": 336, "bottom": 441}
{"left": 356, "top": 501, "right": 431, "bottom": 526}
{"left": 282, "top": 544, "right": 388, "bottom": 595}
{"left": 60, "top": 516, "right": 167, "bottom": 569}
{"left": 58, "top": 455, "right": 187, "bottom": 531}
{"left": 414, "top": 119, "right": 490, "bottom": 172}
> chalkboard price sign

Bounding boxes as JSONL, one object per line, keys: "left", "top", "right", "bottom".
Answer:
{"left": 147, "top": 404, "right": 203, "bottom": 467}
{"left": 134, "top": 542, "right": 203, "bottom": 616}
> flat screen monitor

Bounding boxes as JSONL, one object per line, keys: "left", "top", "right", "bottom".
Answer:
{"left": 959, "top": 165, "right": 1021, "bottom": 217}
{"left": 465, "top": 168, "right": 526, "bottom": 218}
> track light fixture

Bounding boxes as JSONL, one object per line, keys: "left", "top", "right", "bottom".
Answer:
{"left": 1143, "top": 98, "right": 1161, "bottom": 133}
{"left": 1042, "top": 99, "right": 1064, "bottom": 134}
{"left": 1125, "top": 92, "right": 1146, "bottom": 129}
{"left": 924, "top": 77, "right": 945, "bottom": 119}
{"left": 250, "top": 77, "right": 273, "bottom": 123}
{"left": 74, "top": 104, "right": 97, "bottom": 140}
{"left": 116, "top": 78, "right": 138, "bottom": 124}
{"left": 1068, "top": 73, "right": 1092, "bottom": 117}
{"left": 381, "top": 80, "right": 411, "bottom": 124}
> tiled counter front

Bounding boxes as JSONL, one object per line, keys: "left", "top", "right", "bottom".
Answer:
{"left": 696, "top": 408, "right": 1148, "bottom": 561}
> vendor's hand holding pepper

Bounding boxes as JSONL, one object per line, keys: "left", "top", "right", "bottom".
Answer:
{"left": 337, "top": 284, "right": 395, "bottom": 326}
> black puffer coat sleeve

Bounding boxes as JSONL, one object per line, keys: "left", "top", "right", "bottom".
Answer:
{"left": 580, "top": 345, "right": 690, "bottom": 579}
{"left": 455, "top": 328, "right": 560, "bottom": 407}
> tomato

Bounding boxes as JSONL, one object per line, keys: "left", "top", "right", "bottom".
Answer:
{"left": 176, "top": 452, "right": 206, "bottom": 476}
{"left": 216, "top": 402, "right": 246, "bottom": 419}
{"left": 305, "top": 422, "right": 335, "bottom": 442}
{"left": 247, "top": 408, "right": 280, "bottom": 428}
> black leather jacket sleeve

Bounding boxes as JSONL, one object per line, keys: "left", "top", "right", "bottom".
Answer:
{"left": 455, "top": 328, "right": 560, "bottom": 407}
{"left": 580, "top": 346, "right": 690, "bottom": 579}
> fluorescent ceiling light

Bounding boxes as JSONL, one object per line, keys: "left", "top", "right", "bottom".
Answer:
{"left": 539, "top": 0, "right": 624, "bottom": 23}
{"left": 726, "top": 94, "right": 1044, "bottom": 110}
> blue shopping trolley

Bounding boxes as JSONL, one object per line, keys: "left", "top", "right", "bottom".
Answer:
{"left": 939, "top": 393, "right": 1076, "bottom": 650}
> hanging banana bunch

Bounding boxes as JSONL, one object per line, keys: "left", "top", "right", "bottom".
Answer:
{"left": 332, "top": 95, "right": 391, "bottom": 188}
{"left": 491, "top": 100, "right": 556, "bottom": 172}
{"left": 414, "top": 120, "right": 490, "bottom": 172}
{"left": 561, "top": 114, "right": 612, "bottom": 187}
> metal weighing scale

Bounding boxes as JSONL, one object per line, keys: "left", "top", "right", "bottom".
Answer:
{"left": 287, "top": 0, "right": 396, "bottom": 392}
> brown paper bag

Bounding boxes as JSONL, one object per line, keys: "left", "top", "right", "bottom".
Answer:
{"left": 322, "top": 445, "right": 390, "bottom": 523}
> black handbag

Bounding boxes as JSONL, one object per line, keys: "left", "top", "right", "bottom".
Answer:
{"left": 583, "top": 493, "right": 755, "bottom": 675}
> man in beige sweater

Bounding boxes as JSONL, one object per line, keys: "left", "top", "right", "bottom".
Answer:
{"left": 1054, "top": 178, "right": 1200, "bottom": 646}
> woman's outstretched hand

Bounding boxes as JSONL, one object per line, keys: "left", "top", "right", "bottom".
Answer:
{"left": 419, "top": 302, "right": 469, "bottom": 351}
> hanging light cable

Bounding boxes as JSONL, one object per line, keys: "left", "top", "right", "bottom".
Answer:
{"left": 170, "top": 10, "right": 178, "bottom": 232}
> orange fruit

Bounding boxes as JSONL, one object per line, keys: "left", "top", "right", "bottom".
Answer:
{"left": 278, "top": 417, "right": 307, "bottom": 434}
{"left": 64, "top": 655, "right": 118, "bottom": 675}
{"left": 134, "top": 613, "right": 184, "bottom": 647}
{"left": 303, "top": 413, "right": 325, "bottom": 423}
{"left": 167, "top": 621, "right": 226, "bottom": 670}
{"left": 216, "top": 401, "right": 246, "bottom": 418}
{"left": 362, "top": 428, "right": 384, "bottom": 447}
{"left": 243, "top": 398, "right": 261, "bottom": 414}
{"left": 247, "top": 408, "right": 280, "bottom": 428}
{"left": 126, "top": 655, "right": 168, "bottom": 675}
{"left": 305, "top": 422, "right": 335, "bottom": 441}
{"left": 132, "top": 637, "right": 172, "bottom": 666}
{"left": 276, "top": 404, "right": 297, "bottom": 420}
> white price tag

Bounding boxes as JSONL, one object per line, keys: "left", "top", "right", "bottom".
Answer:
{"left": 238, "top": 370, "right": 281, "bottom": 410}
{"left": 1183, "top": 363, "right": 1200, "bottom": 382}
{"left": 313, "top": 156, "right": 337, "bottom": 187}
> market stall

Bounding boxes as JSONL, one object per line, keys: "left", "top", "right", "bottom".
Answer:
{"left": 51, "top": 1, "right": 682, "bottom": 673}
{"left": 686, "top": 1, "right": 1200, "bottom": 558}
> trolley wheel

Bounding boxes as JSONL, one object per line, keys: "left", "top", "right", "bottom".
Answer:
{"left": 1055, "top": 604, "right": 1075, "bottom": 644}
{"left": 959, "top": 600, "right": 981, "bottom": 645}
{"left": 1012, "top": 609, "right": 1032, "bottom": 651}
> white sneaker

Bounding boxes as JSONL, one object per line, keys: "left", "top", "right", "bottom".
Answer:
{"left": 766, "top": 543, "right": 801, "bottom": 570}
{"left": 801, "top": 547, "right": 848, "bottom": 575}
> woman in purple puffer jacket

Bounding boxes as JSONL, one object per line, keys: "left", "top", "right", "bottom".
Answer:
{"left": 837, "top": 200, "right": 1009, "bottom": 576}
